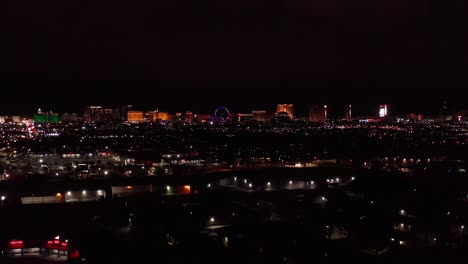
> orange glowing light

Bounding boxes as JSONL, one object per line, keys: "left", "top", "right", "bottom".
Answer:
{"left": 127, "top": 111, "right": 144, "bottom": 122}
{"left": 56, "top": 193, "right": 62, "bottom": 197}
{"left": 183, "top": 185, "right": 191, "bottom": 194}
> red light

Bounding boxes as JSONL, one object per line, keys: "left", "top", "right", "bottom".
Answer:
{"left": 61, "top": 242, "right": 68, "bottom": 246}
{"left": 54, "top": 240, "right": 60, "bottom": 244}
{"left": 10, "top": 241, "right": 23, "bottom": 245}
{"left": 47, "top": 240, "right": 53, "bottom": 244}
{"left": 70, "top": 250, "right": 80, "bottom": 259}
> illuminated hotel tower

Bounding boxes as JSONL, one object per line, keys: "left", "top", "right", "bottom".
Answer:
{"left": 345, "top": 104, "right": 352, "bottom": 121}
{"left": 277, "top": 104, "right": 294, "bottom": 119}
{"left": 379, "top": 105, "right": 388, "bottom": 118}
{"left": 309, "top": 105, "right": 328, "bottom": 122}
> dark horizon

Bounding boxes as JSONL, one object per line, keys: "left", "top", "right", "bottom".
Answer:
{"left": 1, "top": 0, "right": 467, "bottom": 116}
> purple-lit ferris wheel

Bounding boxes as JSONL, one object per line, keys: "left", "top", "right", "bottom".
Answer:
{"left": 214, "top": 107, "right": 231, "bottom": 122}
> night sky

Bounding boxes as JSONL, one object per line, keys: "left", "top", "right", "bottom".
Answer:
{"left": 1, "top": 0, "right": 467, "bottom": 116}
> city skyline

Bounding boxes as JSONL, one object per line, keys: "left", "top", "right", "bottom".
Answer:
{"left": 2, "top": 0, "right": 468, "bottom": 262}
{"left": 0, "top": 83, "right": 464, "bottom": 117}
{"left": 3, "top": 102, "right": 467, "bottom": 124}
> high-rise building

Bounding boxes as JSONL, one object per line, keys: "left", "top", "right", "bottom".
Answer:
{"left": 185, "top": 111, "right": 193, "bottom": 123}
{"left": 252, "top": 110, "right": 267, "bottom": 122}
{"left": 277, "top": 104, "right": 294, "bottom": 119}
{"left": 84, "top": 106, "right": 120, "bottom": 122}
{"left": 309, "top": 105, "right": 327, "bottom": 122}
{"left": 102, "top": 108, "right": 115, "bottom": 122}
{"left": 155, "top": 111, "right": 171, "bottom": 121}
{"left": 407, "top": 114, "right": 423, "bottom": 121}
{"left": 0, "top": 116, "right": 20, "bottom": 123}
{"left": 379, "top": 105, "right": 388, "bottom": 118}
{"left": 84, "top": 106, "right": 103, "bottom": 123}
{"left": 169, "top": 111, "right": 193, "bottom": 123}
{"left": 193, "top": 114, "right": 211, "bottom": 123}
{"left": 34, "top": 108, "right": 59, "bottom": 123}
{"left": 61, "top": 113, "right": 79, "bottom": 122}
{"left": 144, "top": 111, "right": 155, "bottom": 121}
{"left": 111, "top": 108, "right": 120, "bottom": 121}
{"left": 439, "top": 101, "right": 451, "bottom": 121}
{"left": 34, "top": 113, "right": 59, "bottom": 123}
{"left": 234, "top": 113, "right": 254, "bottom": 122}
{"left": 174, "top": 112, "right": 194, "bottom": 123}
{"left": 345, "top": 105, "right": 352, "bottom": 121}
{"left": 120, "top": 105, "right": 133, "bottom": 121}
{"left": 127, "top": 111, "right": 144, "bottom": 122}
{"left": 145, "top": 111, "right": 171, "bottom": 122}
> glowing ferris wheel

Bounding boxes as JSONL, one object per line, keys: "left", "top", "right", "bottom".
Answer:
{"left": 214, "top": 107, "right": 231, "bottom": 122}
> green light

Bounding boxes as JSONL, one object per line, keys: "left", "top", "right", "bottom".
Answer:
{"left": 34, "top": 114, "right": 59, "bottom": 123}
